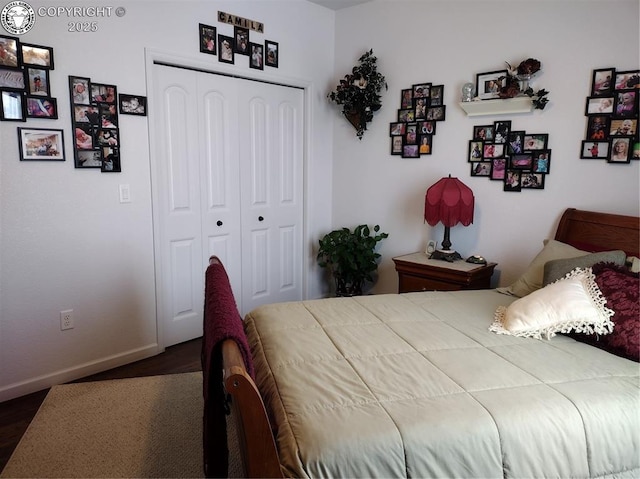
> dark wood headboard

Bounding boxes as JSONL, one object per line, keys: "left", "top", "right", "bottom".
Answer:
{"left": 554, "top": 208, "right": 640, "bottom": 257}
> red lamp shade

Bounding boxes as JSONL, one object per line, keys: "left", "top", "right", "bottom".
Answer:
{"left": 424, "top": 175, "right": 474, "bottom": 227}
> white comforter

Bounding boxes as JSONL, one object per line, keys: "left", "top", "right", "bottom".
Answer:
{"left": 244, "top": 290, "right": 640, "bottom": 478}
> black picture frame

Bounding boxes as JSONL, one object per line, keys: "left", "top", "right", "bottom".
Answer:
{"left": 390, "top": 136, "right": 403, "bottom": 155}
{"left": 430, "top": 85, "right": 444, "bottom": 107}
{"left": 0, "top": 35, "right": 21, "bottom": 68}
{"left": 218, "top": 35, "right": 234, "bottom": 64}
{"left": 591, "top": 68, "right": 614, "bottom": 96}
{"left": 510, "top": 153, "right": 533, "bottom": 169}
{"left": 470, "top": 161, "right": 491, "bottom": 177}
{"left": 418, "top": 120, "right": 435, "bottom": 135}
{"left": 20, "top": 43, "right": 54, "bottom": 69}
{"left": 426, "top": 105, "right": 446, "bottom": 121}
{"left": 234, "top": 26, "right": 250, "bottom": 55}
{"left": 69, "top": 76, "right": 91, "bottom": 105}
{"left": 249, "top": 42, "right": 264, "bottom": 70}
{"left": 614, "top": 70, "right": 640, "bottom": 90}
{"left": 585, "top": 95, "right": 614, "bottom": 115}
{"left": 614, "top": 90, "right": 637, "bottom": 117}
{"left": 74, "top": 124, "right": 95, "bottom": 150}
{"left": 522, "top": 172, "right": 545, "bottom": 189}
{"left": 609, "top": 118, "right": 637, "bottom": 137}
{"left": 101, "top": 146, "right": 121, "bottom": 172}
{"left": 0, "top": 89, "right": 25, "bottom": 121}
{"left": 507, "top": 130, "right": 525, "bottom": 154}
{"left": 26, "top": 67, "right": 49, "bottom": 96}
{"left": 402, "top": 144, "right": 419, "bottom": 159}
{"left": 469, "top": 140, "right": 483, "bottom": 161}
{"left": 74, "top": 104, "right": 100, "bottom": 125}
{"left": 199, "top": 24, "right": 217, "bottom": 55}
{"left": 265, "top": 40, "right": 278, "bottom": 68}
{"left": 608, "top": 137, "right": 632, "bottom": 163}
{"left": 400, "top": 89, "right": 413, "bottom": 108}
{"left": 119, "top": 94, "right": 146, "bottom": 116}
{"left": 523, "top": 133, "right": 548, "bottom": 150}
{"left": 532, "top": 150, "right": 551, "bottom": 173}
{"left": 418, "top": 134, "right": 432, "bottom": 155}
{"left": 494, "top": 120, "right": 511, "bottom": 143}
{"left": 405, "top": 123, "right": 417, "bottom": 145}
{"left": 75, "top": 149, "right": 102, "bottom": 168}
{"left": 504, "top": 169, "right": 522, "bottom": 192}
{"left": 490, "top": 158, "right": 506, "bottom": 181}
{"left": 0, "top": 66, "right": 25, "bottom": 89}
{"left": 18, "top": 127, "right": 65, "bottom": 161}
{"left": 390, "top": 122, "right": 405, "bottom": 136}
{"left": 586, "top": 116, "right": 610, "bottom": 140}
{"left": 91, "top": 83, "right": 117, "bottom": 104}
{"left": 476, "top": 70, "right": 507, "bottom": 100}
{"left": 473, "top": 125, "right": 494, "bottom": 141}
{"left": 398, "top": 109, "right": 414, "bottom": 122}
{"left": 412, "top": 83, "right": 431, "bottom": 98}
{"left": 483, "top": 143, "right": 505, "bottom": 159}
{"left": 580, "top": 140, "right": 610, "bottom": 159}
{"left": 26, "top": 96, "right": 57, "bottom": 119}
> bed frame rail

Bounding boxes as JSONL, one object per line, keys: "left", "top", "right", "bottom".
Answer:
{"left": 222, "top": 339, "right": 283, "bottom": 478}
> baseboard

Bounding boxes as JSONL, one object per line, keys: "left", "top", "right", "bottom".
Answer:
{"left": 0, "top": 343, "right": 162, "bottom": 403}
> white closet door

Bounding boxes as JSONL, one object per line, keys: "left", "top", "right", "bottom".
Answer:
{"left": 152, "top": 64, "right": 303, "bottom": 346}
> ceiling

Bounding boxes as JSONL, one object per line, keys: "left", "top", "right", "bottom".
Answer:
{"left": 306, "top": 0, "right": 372, "bottom": 10}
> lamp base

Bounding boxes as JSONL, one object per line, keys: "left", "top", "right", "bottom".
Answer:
{"left": 429, "top": 249, "right": 462, "bottom": 262}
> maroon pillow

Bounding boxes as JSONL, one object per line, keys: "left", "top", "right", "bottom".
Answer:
{"left": 588, "top": 262, "right": 639, "bottom": 362}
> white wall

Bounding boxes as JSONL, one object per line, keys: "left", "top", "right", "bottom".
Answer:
{"left": 331, "top": 0, "right": 640, "bottom": 294}
{"left": 0, "top": 0, "right": 336, "bottom": 401}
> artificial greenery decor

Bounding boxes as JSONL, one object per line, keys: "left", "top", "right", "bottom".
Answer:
{"left": 317, "top": 224, "right": 389, "bottom": 296}
{"left": 327, "top": 49, "right": 388, "bottom": 139}
{"left": 499, "top": 58, "right": 550, "bottom": 110}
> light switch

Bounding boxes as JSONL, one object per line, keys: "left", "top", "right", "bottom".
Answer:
{"left": 119, "top": 184, "right": 131, "bottom": 203}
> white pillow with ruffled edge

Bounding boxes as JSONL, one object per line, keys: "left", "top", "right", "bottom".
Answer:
{"left": 490, "top": 267, "right": 614, "bottom": 340}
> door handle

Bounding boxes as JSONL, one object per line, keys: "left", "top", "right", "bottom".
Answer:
{"left": 216, "top": 220, "right": 223, "bottom": 226}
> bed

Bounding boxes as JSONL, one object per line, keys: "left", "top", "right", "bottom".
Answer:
{"left": 211, "top": 208, "right": 640, "bottom": 478}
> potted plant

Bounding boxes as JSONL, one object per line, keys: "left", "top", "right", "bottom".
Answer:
{"left": 317, "top": 224, "right": 389, "bottom": 296}
{"left": 327, "top": 49, "right": 388, "bottom": 139}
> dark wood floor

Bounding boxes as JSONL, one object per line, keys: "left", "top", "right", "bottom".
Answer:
{"left": 0, "top": 337, "right": 203, "bottom": 473}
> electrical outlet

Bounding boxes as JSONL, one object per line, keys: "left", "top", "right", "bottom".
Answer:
{"left": 60, "top": 310, "right": 74, "bottom": 330}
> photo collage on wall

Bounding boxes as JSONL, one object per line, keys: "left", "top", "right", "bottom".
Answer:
{"left": 0, "top": 34, "right": 57, "bottom": 122}
{"left": 69, "top": 75, "right": 121, "bottom": 172}
{"left": 467, "top": 120, "right": 552, "bottom": 192}
{"left": 389, "top": 83, "right": 446, "bottom": 158}
{"left": 581, "top": 67, "right": 639, "bottom": 163}
{"left": 198, "top": 23, "right": 278, "bottom": 70}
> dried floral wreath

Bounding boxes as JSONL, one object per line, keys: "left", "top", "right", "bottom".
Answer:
{"left": 498, "top": 58, "right": 550, "bottom": 110}
{"left": 328, "top": 49, "right": 388, "bottom": 139}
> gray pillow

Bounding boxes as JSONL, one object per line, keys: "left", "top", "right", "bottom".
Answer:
{"left": 542, "top": 250, "right": 627, "bottom": 286}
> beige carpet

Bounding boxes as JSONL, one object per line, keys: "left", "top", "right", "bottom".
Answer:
{"left": 1, "top": 372, "right": 243, "bottom": 478}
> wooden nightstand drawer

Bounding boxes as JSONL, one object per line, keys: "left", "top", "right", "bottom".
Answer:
{"left": 393, "top": 252, "right": 497, "bottom": 293}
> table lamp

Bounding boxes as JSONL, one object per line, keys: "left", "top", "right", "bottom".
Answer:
{"left": 424, "top": 175, "right": 474, "bottom": 262}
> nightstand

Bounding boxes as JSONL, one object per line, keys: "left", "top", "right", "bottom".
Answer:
{"left": 392, "top": 252, "right": 497, "bottom": 293}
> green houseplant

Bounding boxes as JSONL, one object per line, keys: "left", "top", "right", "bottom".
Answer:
{"left": 317, "top": 224, "right": 389, "bottom": 297}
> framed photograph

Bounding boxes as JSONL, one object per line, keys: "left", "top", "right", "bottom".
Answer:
{"left": 490, "top": 158, "right": 506, "bottom": 180}
{"left": 70, "top": 76, "right": 91, "bottom": 105}
{"left": 26, "top": 67, "right": 49, "bottom": 96}
{"left": 119, "top": 94, "right": 146, "bottom": 116}
{"left": 249, "top": 42, "right": 264, "bottom": 70}
{"left": 430, "top": 85, "right": 444, "bottom": 107}
{"left": 412, "top": 83, "right": 430, "bottom": 98}
{"left": 504, "top": 169, "right": 522, "bottom": 192}
{"left": 0, "top": 67, "right": 25, "bottom": 89}
{"left": 510, "top": 153, "right": 533, "bottom": 169}
{"left": 101, "top": 146, "right": 121, "bottom": 172}
{"left": 470, "top": 161, "right": 491, "bottom": 176}
{"left": 234, "top": 26, "right": 250, "bottom": 55}
{"left": 609, "top": 137, "right": 632, "bottom": 163}
{"left": 26, "top": 96, "right": 57, "bottom": 118}
{"left": 391, "top": 136, "right": 403, "bottom": 155}
{"left": 390, "top": 122, "right": 406, "bottom": 136}
{"left": 476, "top": 70, "right": 507, "bottom": 100}
{"left": 402, "top": 144, "right": 419, "bottom": 159}
{"left": 0, "top": 35, "right": 20, "bottom": 68}
{"left": 507, "top": 130, "right": 525, "bottom": 154}
{"left": 414, "top": 97, "right": 427, "bottom": 120}
{"left": 18, "top": 127, "right": 65, "bottom": 161}
{"left": 74, "top": 124, "right": 94, "bottom": 150}
{"left": 609, "top": 118, "right": 636, "bottom": 137}
{"left": 75, "top": 149, "right": 102, "bottom": 168}
{"left": 494, "top": 120, "right": 511, "bottom": 143}
{"left": 614, "top": 90, "right": 637, "bottom": 117}
{"left": 580, "top": 140, "right": 610, "bottom": 159}
{"left": 218, "top": 35, "right": 234, "bottom": 64}
{"left": 97, "top": 128, "right": 118, "bottom": 147}
{"left": 74, "top": 105, "right": 99, "bottom": 125}
{"left": 591, "top": 68, "right": 614, "bottom": 96}
{"left": 614, "top": 70, "right": 640, "bottom": 90}
{"left": 585, "top": 96, "right": 614, "bottom": 115}
{"left": 532, "top": 150, "right": 551, "bottom": 173}
{"left": 91, "top": 83, "right": 117, "bottom": 104}
{"left": 265, "top": 40, "right": 278, "bottom": 68}
{"left": 405, "top": 123, "right": 417, "bottom": 145}
{"left": 20, "top": 43, "right": 54, "bottom": 69}
{"left": 419, "top": 120, "right": 436, "bottom": 135}
{"left": 522, "top": 172, "right": 545, "bottom": 189}
{"left": 398, "top": 109, "right": 414, "bottom": 122}
{"left": 633, "top": 141, "right": 640, "bottom": 160}
{"left": 0, "top": 89, "right": 25, "bottom": 121}
{"left": 100, "top": 103, "right": 118, "bottom": 128}
{"left": 469, "top": 140, "right": 483, "bottom": 161}
{"left": 418, "top": 134, "right": 432, "bottom": 154}
{"left": 426, "top": 105, "right": 446, "bottom": 121}
{"left": 199, "top": 24, "right": 217, "bottom": 55}
{"left": 400, "top": 89, "right": 413, "bottom": 109}
{"left": 586, "top": 116, "right": 610, "bottom": 140}
{"left": 483, "top": 143, "right": 504, "bottom": 159}
{"left": 474, "top": 125, "right": 494, "bottom": 141}
{"left": 523, "top": 133, "right": 548, "bottom": 150}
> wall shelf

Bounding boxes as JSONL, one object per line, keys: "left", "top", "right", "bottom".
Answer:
{"left": 459, "top": 97, "right": 534, "bottom": 117}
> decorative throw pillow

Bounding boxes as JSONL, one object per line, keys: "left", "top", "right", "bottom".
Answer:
{"left": 491, "top": 267, "right": 614, "bottom": 340}
{"left": 576, "top": 262, "right": 639, "bottom": 362}
{"left": 497, "top": 239, "right": 589, "bottom": 298}
{"left": 542, "top": 250, "right": 626, "bottom": 286}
